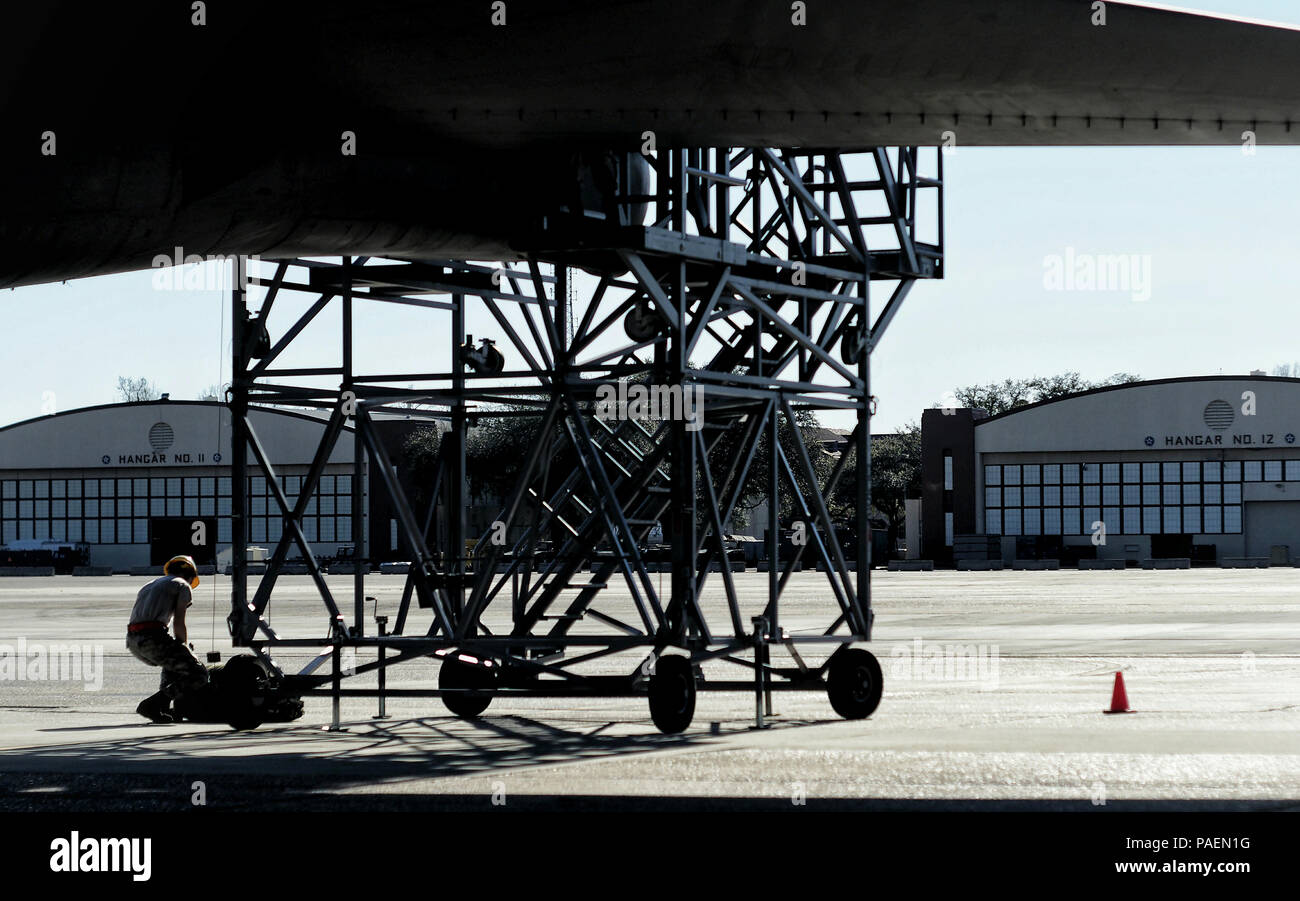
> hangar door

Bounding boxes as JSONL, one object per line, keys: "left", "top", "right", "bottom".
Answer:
{"left": 1244, "top": 501, "right": 1300, "bottom": 564}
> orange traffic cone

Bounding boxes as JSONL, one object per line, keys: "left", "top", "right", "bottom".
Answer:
{"left": 1104, "top": 671, "right": 1134, "bottom": 714}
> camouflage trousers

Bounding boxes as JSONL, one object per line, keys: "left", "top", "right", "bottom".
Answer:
{"left": 125, "top": 629, "right": 209, "bottom": 700}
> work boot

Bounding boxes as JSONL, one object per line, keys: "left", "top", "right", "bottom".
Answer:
{"left": 136, "top": 693, "right": 174, "bottom": 724}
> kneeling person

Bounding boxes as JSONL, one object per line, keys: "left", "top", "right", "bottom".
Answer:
{"left": 126, "top": 555, "right": 210, "bottom": 723}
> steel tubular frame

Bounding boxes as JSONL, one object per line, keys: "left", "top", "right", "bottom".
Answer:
{"left": 226, "top": 146, "right": 942, "bottom": 729}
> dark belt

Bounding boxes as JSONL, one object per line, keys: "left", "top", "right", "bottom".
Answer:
{"left": 128, "top": 621, "right": 166, "bottom": 633}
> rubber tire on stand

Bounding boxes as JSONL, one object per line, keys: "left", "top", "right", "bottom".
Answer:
{"left": 648, "top": 655, "right": 696, "bottom": 734}
{"left": 826, "top": 648, "right": 883, "bottom": 719}
{"left": 439, "top": 657, "right": 496, "bottom": 718}
{"left": 220, "top": 654, "right": 269, "bottom": 731}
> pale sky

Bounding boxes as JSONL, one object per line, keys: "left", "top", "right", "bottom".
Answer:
{"left": 3, "top": 1, "right": 1298, "bottom": 435}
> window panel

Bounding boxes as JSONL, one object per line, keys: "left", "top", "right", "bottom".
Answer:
{"left": 68, "top": 500, "right": 80, "bottom": 518}
{"left": 1143, "top": 506, "right": 1161, "bottom": 533}
{"left": 985, "top": 487, "right": 1001, "bottom": 508}
{"left": 1223, "top": 461, "right": 1241, "bottom": 481}
{"left": 1142, "top": 462, "right": 1160, "bottom": 482}
{"left": 1183, "top": 506, "right": 1201, "bottom": 533}
{"left": 217, "top": 496, "right": 232, "bottom": 516}
{"left": 1043, "top": 486, "right": 1061, "bottom": 506}
{"left": 18, "top": 500, "right": 32, "bottom": 518}
{"left": 34, "top": 480, "right": 49, "bottom": 498}
{"left": 118, "top": 518, "right": 131, "bottom": 541}
{"left": 1224, "top": 483, "right": 1242, "bottom": 503}
{"left": 2, "top": 522, "right": 14, "bottom": 542}
{"left": 51, "top": 521, "right": 65, "bottom": 541}
{"left": 1083, "top": 485, "right": 1101, "bottom": 506}
{"left": 85, "top": 499, "right": 99, "bottom": 518}
{"left": 68, "top": 520, "right": 82, "bottom": 541}
{"left": 1023, "top": 486, "right": 1040, "bottom": 507}
{"left": 1161, "top": 484, "right": 1180, "bottom": 505}
{"left": 201, "top": 477, "right": 215, "bottom": 495}
{"left": 1204, "top": 483, "right": 1221, "bottom": 504}
{"left": 184, "top": 477, "right": 198, "bottom": 496}
{"left": 35, "top": 500, "right": 48, "bottom": 518}
{"left": 1183, "top": 483, "right": 1201, "bottom": 504}
{"left": 1102, "top": 485, "right": 1120, "bottom": 505}
{"left": 1161, "top": 462, "right": 1179, "bottom": 482}
{"left": 1042, "top": 464, "right": 1060, "bottom": 485}
{"left": 1, "top": 481, "right": 13, "bottom": 498}
{"left": 84, "top": 520, "right": 98, "bottom": 542}
{"left": 51, "top": 480, "right": 65, "bottom": 498}
{"left": 1063, "top": 485, "right": 1080, "bottom": 506}
{"left": 1102, "top": 463, "right": 1120, "bottom": 483}
{"left": 1287, "top": 461, "right": 1300, "bottom": 482}
{"left": 1264, "top": 460, "right": 1283, "bottom": 482}
{"left": 1224, "top": 505, "right": 1242, "bottom": 532}
{"left": 200, "top": 497, "right": 215, "bottom": 516}
{"left": 1122, "top": 507, "right": 1141, "bottom": 534}
{"left": 1103, "top": 507, "right": 1121, "bottom": 536}
{"left": 35, "top": 520, "right": 49, "bottom": 540}
{"left": 320, "top": 475, "right": 336, "bottom": 494}
{"left": 1022, "top": 465, "right": 1040, "bottom": 485}
{"left": 986, "top": 509, "right": 1002, "bottom": 534}
{"left": 1043, "top": 507, "right": 1061, "bottom": 535}
{"left": 1062, "top": 508, "right": 1082, "bottom": 534}
{"left": 19, "top": 480, "right": 33, "bottom": 498}
{"left": 1163, "top": 506, "right": 1181, "bottom": 533}
{"left": 1003, "top": 487, "right": 1021, "bottom": 507}
{"left": 218, "top": 517, "right": 231, "bottom": 543}
{"left": 1204, "top": 461, "right": 1221, "bottom": 481}
{"left": 320, "top": 495, "right": 335, "bottom": 515}
{"left": 1122, "top": 463, "right": 1140, "bottom": 483}
{"left": 1003, "top": 466, "right": 1020, "bottom": 486}
{"left": 1243, "top": 461, "right": 1262, "bottom": 481}
{"left": 337, "top": 495, "right": 352, "bottom": 515}
{"left": 99, "top": 520, "right": 113, "bottom": 542}
{"left": 183, "top": 498, "right": 197, "bottom": 516}
{"left": 304, "top": 518, "right": 319, "bottom": 542}
{"left": 1003, "top": 508, "right": 1021, "bottom": 535}
{"left": 337, "top": 475, "right": 351, "bottom": 495}
{"left": 1022, "top": 508, "right": 1041, "bottom": 535}
{"left": 1122, "top": 484, "right": 1140, "bottom": 505}
{"left": 52, "top": 500, "right": 65, "bottom": 517}
{"left": 1082, "top": 464, "right": 1100, "bottom": 484}
{"left": 167, "top": 498, "right": 181, "bottom": 516}
{"left": 18, "top": 521, "right": 33, "bottom": 539}
{"left": 321, "top": 518, "right": 336, "bottom": 542}
{"left": 149, "top": 498, "right": 163, "bottom": 516}
{"left": 1062, "top": 463, "right": 1081, "bottom": 484}
{"left": 1182, "top": 462, "right": 1200, "bottom": 482}
{"left": 337, "top": 519, "right": 352, "bottom": 542}
{"left": 251, "top": 519, "right": 266, "bottom": 543}
{"left": 2, "top": 501, "right": 13, "bottom": 519}
{"left": 218, "top": 477, "right": 231, "bottom": 496}
{"left": 1083, "top": 508, "right": 1101, "bottom": 534}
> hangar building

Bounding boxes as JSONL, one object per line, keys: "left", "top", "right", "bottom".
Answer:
{"left": 921, "top": 376, "right": 1300, "bottom": 566}
{"left": 0, "top": 400, "right": 430, "bottom": 571}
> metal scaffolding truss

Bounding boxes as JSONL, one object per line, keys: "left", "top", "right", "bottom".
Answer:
{"left": 226, "top": 146, "right": 943, "bottom": 732}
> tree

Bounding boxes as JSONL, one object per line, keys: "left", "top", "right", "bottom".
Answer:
{"left": 829, "top": 423, "right": 922, "bottom": 546}
{"left": 954, "top": 371, "right": 1140, "bottom": 416}
{"left": 198, "top": 383, "right": 229, "bottom": 402}
{"left": 116, "top": 376, "right": 158, "bottom": 402}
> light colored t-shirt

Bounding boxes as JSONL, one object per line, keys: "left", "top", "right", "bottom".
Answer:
{"left": 129, "top": 575, "right": 193, "bottom": 627}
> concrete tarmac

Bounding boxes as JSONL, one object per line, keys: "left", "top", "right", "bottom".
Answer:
{"left": 0, "top": 571, "right": 1297, "bottom": 811}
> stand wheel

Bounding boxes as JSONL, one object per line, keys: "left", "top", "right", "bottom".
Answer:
{"left": 439, "top": 657, "right": 496, "bottom": 718}
{"left": 648, "top": 655, "right": 696, "bottom": 734}
{"left": 219, "top": 654, "right": 269, "bottom": 731}
{"left": 826, "top": 648, "right": 882, "bottom": 719}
